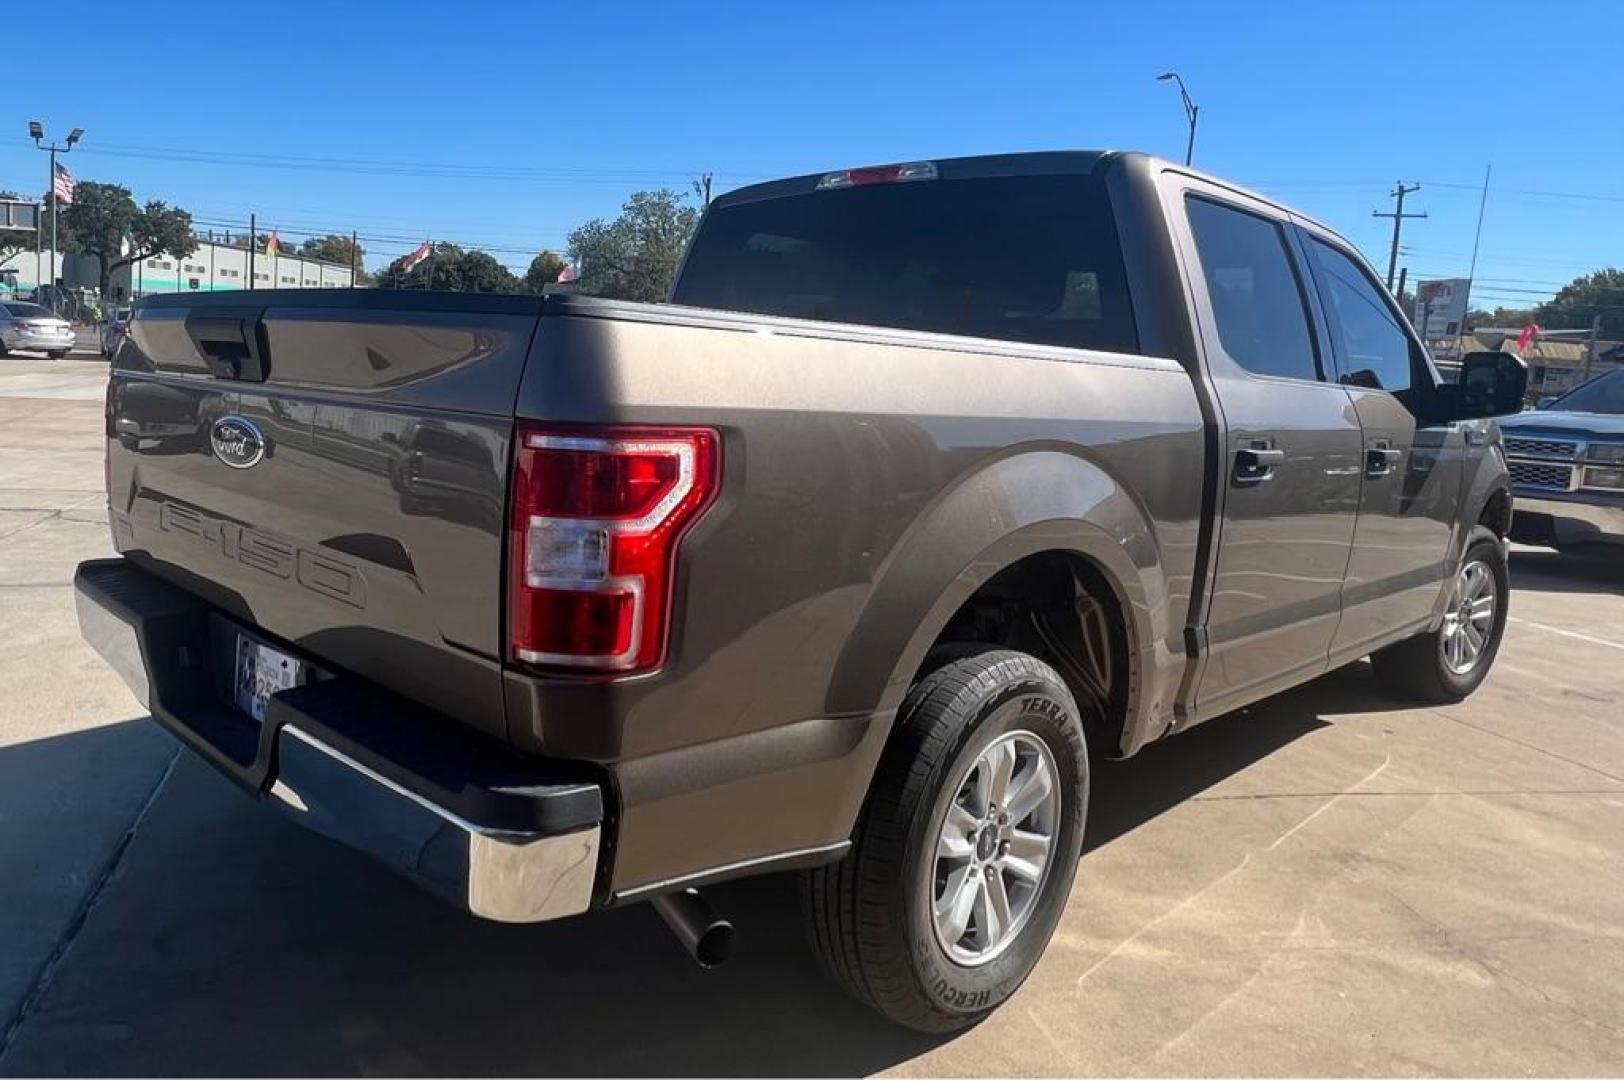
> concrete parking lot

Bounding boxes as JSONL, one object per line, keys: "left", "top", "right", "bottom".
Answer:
{"left": 1, "top": 355, "right": 1620, "bottom": 1077}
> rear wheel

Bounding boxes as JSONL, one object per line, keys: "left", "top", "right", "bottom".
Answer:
{"left": 801, "top": 647, "right": 1089, "bottom": 1033}
{"left": 47, "top": 350, "right": 67, "bottom": 360}
{"left": 1370, "top": 526, "right": 1508, "bottom": 702}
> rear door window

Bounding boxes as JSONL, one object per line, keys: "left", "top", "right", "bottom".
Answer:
{"left": 673, "top": 174, "right": 1139, "bottom": 354}
{"left": 1184, "top": 196, "right": 1321, "bottom": 382}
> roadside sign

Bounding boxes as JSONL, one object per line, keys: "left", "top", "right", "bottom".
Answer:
{"left": 1414, "top": 278, "right": 1470, "bottom": 340}
{"left": 0, "top": 199, "right": 39, "bottom": 231}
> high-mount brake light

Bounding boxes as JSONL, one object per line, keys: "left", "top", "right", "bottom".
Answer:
{"left": 507, "top": 426, "right": 719, "bottom": 674}
{"left": 815, "top": 161, "right": 939, "bottom": 190}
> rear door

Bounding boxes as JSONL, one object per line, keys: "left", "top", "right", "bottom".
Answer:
{"left": 1167, "top": 179, "right": 1364, "bottom": 719}
{"left": 110, "top": 295, "right": 541, "bottom": 739}
{"left": 1295, "top": 228, "right": 1464, "bottom": 661}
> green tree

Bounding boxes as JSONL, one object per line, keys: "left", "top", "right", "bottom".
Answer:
{"left": 1536, "top": 268, "right": 1624, "bottom": 339}
{"left": 301, "top": 233, "right": 366, "bottom": 276}
{"left": 1466, "top": 306, "right": 1538, "bottom": 331}
{"left": 376, "top": 243, "right": 519, "bottom": 293}
{"left": 522, "top": 250, "right": 568, "bottom": 293}
{"left": 61, "top": 181, "right": 197, "bottom": 297}
{"left": 567, "top": 189, "right": 699, "bottom": 302}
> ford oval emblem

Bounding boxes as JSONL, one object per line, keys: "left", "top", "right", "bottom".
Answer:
{"left": 210, "top": 416, "right": 266, "bottom": 469}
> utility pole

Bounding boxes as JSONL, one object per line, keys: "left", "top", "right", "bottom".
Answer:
{"left": 1372, "top": 181, "right": 1425, "bottom": 292}
{"left": 249, "top": 213, "right": 257, "bottom": 288}
{"left": 1582, "top": 314, "right": 1602, "bottom": 384}
{"left": 29, "top": 121, "right": 84, "bottom": 314}
{"left": 350, "top": 230, "right": 358, "bottom": 288}
{"left": 426, "top": 241, "right": 435, "bottom": 290}
{"left": 700, "top": 173, "right": 713, "bottom": 207}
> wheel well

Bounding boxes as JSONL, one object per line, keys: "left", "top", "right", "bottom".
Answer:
{"left": 1480, "top": 487, "right": 1512, "bottom": 539}
{"left": 918, "top": 551, "right": 1131, "bottom": 755}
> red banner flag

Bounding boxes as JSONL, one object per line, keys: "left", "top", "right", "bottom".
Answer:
{"left": 400, "top": 240, "right": 432, "bottom": 274}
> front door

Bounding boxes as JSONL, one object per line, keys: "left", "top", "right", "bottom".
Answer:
{"left": 1172, "top": 186, "right": 1365, "bottom": 721}
{"left": 1297, "top": 231, "right": 1464, "bottom": 661}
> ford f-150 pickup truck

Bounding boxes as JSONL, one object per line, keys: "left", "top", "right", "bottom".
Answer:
{"left": 76, "top": 151, "right": 1526, "bottom": 1033}
{"left": 1503, "top": 368, "right": 1624, "bottom": 550}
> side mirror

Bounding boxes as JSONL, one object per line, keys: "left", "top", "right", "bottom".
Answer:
{"left": 1432, "top": 351, "right": 1528, "bottom": 421}
{"left": 1460, "top": 351, "right": 1528, "bottom": 417}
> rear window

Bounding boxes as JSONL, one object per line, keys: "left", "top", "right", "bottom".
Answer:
{"left": 5, "top": 302, "right": 49, "bottom": 318}
{"left": 672, "top": 174, "right": 1139, "bottom": 354}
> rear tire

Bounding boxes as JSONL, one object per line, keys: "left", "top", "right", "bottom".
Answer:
{"left": 801, "top": 647, "right": 1090, "bottom": 1033}
{"left": 47, "top": 350, "right": 67, "bottom": 360}
{"left": 1370, "top": 526, "right": 1508, "bottom": 703}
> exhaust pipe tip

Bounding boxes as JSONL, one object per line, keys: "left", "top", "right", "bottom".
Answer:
{"left": 651, "top": 887, "right": 735, "bottom": 968}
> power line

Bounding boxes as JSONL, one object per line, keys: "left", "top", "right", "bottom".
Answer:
{"left": 14, "top": 138, "right": 769, "bottom": 185}
{"left": 1421, "top": 179, "right": 1624, "bottom": 204}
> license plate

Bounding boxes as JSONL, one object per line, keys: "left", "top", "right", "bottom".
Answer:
{"left": 234, "top": 634, "right": 302, "bottom": 722}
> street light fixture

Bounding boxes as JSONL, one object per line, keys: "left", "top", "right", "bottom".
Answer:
{"left": 27, "top": 120, "right": 85, "bottom": 316}
{"left": 1156, "top": 71, "right": 1199, "bottom": 167}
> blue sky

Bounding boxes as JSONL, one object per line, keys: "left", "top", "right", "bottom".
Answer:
{"left": 5, "top": 0, "right": 1619, "bottom": 307}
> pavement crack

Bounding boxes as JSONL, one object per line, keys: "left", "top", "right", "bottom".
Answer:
{"left": 0, "top": 509, "right": 61, "bottom": 542}
{"left": 1429, "top": 710, "right": 1624, "bottom": 786}
{"left": 0, "top": 747, "right": 179, "bottom": 1063}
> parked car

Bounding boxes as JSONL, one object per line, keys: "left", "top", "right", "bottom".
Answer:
{"left": 74, "top": 151, "right": 1525, "bottom": 1033}
{"left": 101, "top": 306, "right": 133, "bottom": 358}
{"left": 0, "top": 301, "right": 74, "bottom": 358}
{"left": 1503, "top": 368, "right": 1624, "bottom": 550}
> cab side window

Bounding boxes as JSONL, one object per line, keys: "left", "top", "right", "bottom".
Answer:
{"left": 1185, "top": 195, "right": 1321, "bottom": 382}
{"left": 1306, "top": 238, "right": 1413, "bottom": 400}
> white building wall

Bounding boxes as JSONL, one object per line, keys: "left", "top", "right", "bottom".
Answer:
{"left": 0, "top": 250, "right": 66, "bottom": 295}
{"left": 109, "top": 240, "right": 353, "bottom": 300}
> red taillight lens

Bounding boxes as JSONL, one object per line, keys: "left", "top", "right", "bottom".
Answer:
{"left": 508, "top": 426, "right": 719, "bottom": 673}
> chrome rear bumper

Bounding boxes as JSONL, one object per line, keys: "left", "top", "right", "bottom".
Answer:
{"left": 74, "top": 557, "right": 604, "bottom": 923}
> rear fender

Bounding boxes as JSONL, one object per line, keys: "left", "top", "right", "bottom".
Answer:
{"left": 827, "top": 449, "right": 1178, "bottom": 756}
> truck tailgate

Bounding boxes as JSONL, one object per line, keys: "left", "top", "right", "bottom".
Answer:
{"left": 108, "top": 292, "right": 544, "bottom": 739}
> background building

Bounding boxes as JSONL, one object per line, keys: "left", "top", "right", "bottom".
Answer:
{"left": 111, "top": 240, "right": 354, "bottom": 300}
{"left": 0, "top": 240, "right": 354, "bottom": 305}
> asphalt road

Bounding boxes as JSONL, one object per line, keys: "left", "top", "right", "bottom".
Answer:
{"left": 1, "top": 355, "right": 1620, "bottom": 1076}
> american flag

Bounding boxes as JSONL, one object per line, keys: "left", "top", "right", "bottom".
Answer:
{"left": 52, "top": 161, "right": 75, "bottom": 205}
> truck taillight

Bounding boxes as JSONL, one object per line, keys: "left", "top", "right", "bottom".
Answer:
{"left": 508, "top": 426, "right": 719, "bottom": 674}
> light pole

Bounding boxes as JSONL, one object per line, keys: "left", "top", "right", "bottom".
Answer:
{"left": 30, "top": 121, "right": 83, "bottom": 314}
{"left": 1156, "top": 72, "right": 1198, "bottom": 167}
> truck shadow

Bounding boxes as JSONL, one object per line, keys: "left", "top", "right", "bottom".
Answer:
{"left": 2, "top": 663, "right": 1401, "bottom": 1078}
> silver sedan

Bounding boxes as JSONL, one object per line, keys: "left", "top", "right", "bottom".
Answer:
{"left": 0, "top": 301, "right": 76, "bottom": 358}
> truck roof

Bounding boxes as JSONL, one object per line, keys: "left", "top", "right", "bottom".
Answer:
{"left": 711, "top": 150, "right": 1121, "bottom": 209}
{"left": 711, "top": 149, "right": 1346, "bottom": 241}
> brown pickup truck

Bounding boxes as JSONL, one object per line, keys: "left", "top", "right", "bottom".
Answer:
{"left": 77, "top": 150, "right": 1525, "bottom": 1032}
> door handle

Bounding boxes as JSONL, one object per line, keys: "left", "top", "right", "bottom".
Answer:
{"left": 1366, "top": 443, "right": 1402, "bottom": 478}
{"left": 1234, "top": 446, "right": 1285, "bottom": 484}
